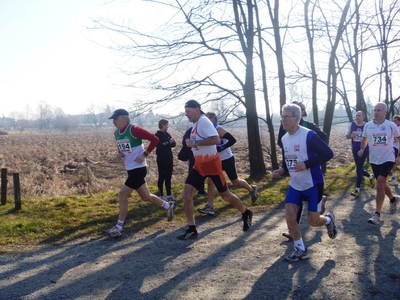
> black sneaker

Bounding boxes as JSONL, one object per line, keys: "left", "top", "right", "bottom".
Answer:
{"left": 242, "top": 210, "right": 253, "bottom": 232}
{"left": 177, "top": 229, "right": 198, "bottom": 240}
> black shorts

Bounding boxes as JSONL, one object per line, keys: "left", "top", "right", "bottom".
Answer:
{"left": 125, "top": 167, "right": 147, "bottom": 190}
{"left": 371, "top": 162, "right": 394, "bottom": 179}
{"left": 186, "top": 168, "right": 228, "bottom": 193}
{"left": 222, "top": 156, "right": 238, "bottom": 181}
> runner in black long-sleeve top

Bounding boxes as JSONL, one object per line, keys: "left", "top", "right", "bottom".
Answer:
{"left": 155, "top": 119, "right": 176, "bottom": 201}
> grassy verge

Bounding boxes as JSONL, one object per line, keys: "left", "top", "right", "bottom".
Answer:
{"left": 0, "top": 164, "right": 358, "bottom": 253}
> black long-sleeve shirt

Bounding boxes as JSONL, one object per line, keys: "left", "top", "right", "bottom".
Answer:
{"left": 155, "top": 130, "right": 176, "bottom": 160}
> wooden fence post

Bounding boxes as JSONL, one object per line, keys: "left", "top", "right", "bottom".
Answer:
{"left": 13, "top": 173, "right": 21, "bottom": 210}
{"left": 1, "top": 168, "right": 7, "bottom": 205}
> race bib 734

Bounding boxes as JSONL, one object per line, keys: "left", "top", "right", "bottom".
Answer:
{"left": 372, "top": 133, "right": 387, "bottom": 146}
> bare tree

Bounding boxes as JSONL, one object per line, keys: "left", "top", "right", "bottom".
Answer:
{"left": 254, "top": 0, "right": 279, "bottom": 169}
{"left": 85, "top": 104, "right": 108, "bottom": 129}
{"left": 373, "top": 0, "right": 400, "bottom": 117}
{"left": 265, "top": 0, "right": 287, "bottom": 110}
{"left": 91, "top": 0, "right": 266, "bottom": 177}
{"left": 87, "top": 0, "right": 400, "bottom": 168}
{"left": 53, "top": 107, "right": 78, "bottom": 133}
{"left": 232, "top": 0, "right": 266, "bottom": 177}
{"left": 37, "top": 101, "right": 53, "bottom": 130}
{"left": 321, "top": 0, "right": 352, "bottom": 141}
{"left": 303, "top": 0, "right": 321, "bottom": 125}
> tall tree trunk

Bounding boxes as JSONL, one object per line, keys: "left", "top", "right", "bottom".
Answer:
{"left": 266, "top": 0, "right": 286, "bottom": 110}
{"left": 304, "top": 0, "right": 319, "bottom": 125}
{"left": 353, "top": 0, "right": 367, "bottom": 117}
{"left": 233, "top": 0, "right": 266, "bottom": 178}
{"left": 323, "top": 0, "right": 351, "bottom": 142}
{"left": 254, "top": 0, "right": 279, "bottom": 170}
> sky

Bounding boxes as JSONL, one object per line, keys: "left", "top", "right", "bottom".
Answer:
{"left": 0, "top": 0, "right": 149, "bottom": 117}
{"left": 2, "top": 1, "right": 395, "bottom": 121}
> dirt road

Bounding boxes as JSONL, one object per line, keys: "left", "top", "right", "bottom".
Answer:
{"left": 1, "top": 190, "right": 400, "bottom": 300}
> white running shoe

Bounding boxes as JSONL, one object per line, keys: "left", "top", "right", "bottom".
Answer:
{"left": 197, "top": 204, "right": 215, "bottom": 215}
{"left": 167, "top": 201, "right": 175, "bottom": 222}
{"left": 285, "top": 247, "right": 309, "bottom": 262}
{"left": 103, "top": 226, "right": 122, "bottom": 237}
{"left": 390, "top": 196, "right": 400, "bottom": 214}
{"left": 368, "top": 213, "right": 381, "bottom": 225}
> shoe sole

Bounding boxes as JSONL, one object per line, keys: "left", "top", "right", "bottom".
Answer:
{"left": 320, "top": 195, "right": 327, "bottom": 215}
{"left": 282, "top": 232, "right": 293, "bottom": 240}
{"left": 285, "top": 254, "right": 310, "bottom": 262}
{"left": 367, "top": 220, "right": 380, "bottom": 225}
{"left": 167, "top": 202, "right": 175, "bottom": 222}
{"left": 177, "top": 232, "right": 198, "bottom": 240}
{"left": 251, "top": 186, "right": 259, "bottom": 204}
{"left": 103, "top": 231, "right": 122, "bottom": 237}
{"left": 390, "top": 198, "right": 400, "bottom": 214}
{"left": 197, "top": 209, "right": 215, "bottom": 215}
{"left": 243, "top": 212, "right": 253, "bottom": 232}
{"left": 326, "top": 212, "right": 338, "bottom": 239}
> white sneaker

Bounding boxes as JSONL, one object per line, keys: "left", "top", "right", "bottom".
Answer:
{"left": 250, "top": 185, "right": 259, "bottom": 204}
{"left": 285, "top": 247, "right": 310, "bottom": 262}
{"left": 368, "top": 213, "right": 381, "bottom": 225}
{"left": 103, "top": 226, "right": 122, "bottom": 237}
{"left": 390, "top": 196, "right": 400, "bottom": 214}
{"left": 160, "top": 196, "right": 168, "bottom": 201}
{"left": 197, "top": 204, "right": 215, "bottom": 215}
{"left": 167, "top": 201, "right": 175, "bottom": 222}
{"left": 320, "top": 195, "right": 328, "bottom": 215}
{"left": 389, "top": 176, "right": 397, "bottom": 182}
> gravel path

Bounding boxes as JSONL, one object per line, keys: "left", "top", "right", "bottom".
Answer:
{"left": 1, "top": 190, "right": 400, "bottom": 300}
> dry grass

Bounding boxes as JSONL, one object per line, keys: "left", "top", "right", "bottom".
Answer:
{"left": 0, "top": 125, "right": 350, "bottom": 198}
{"left": 0, "top": 163, "right": 359, "bottom": 253}
{"left": 0, "top": 125, "right": 359, "bottom": 252}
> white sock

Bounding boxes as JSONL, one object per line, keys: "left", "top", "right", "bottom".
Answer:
{"left": 116, "top": 220, "right": 124, "bottom": 230}
{"left": 369, "top": 174, "right": 374, "bottom": 179}
{"left": 325, "top": 216, "right": 332, "bottom": 225}
{"left": 355, "top": 187, "right": 360, "bottom": 192}
{"left": 162, "top": 201, "right": 170, "bottom": 210}
{"left": 294, "top": 238, "right": 306, "bottom": 251}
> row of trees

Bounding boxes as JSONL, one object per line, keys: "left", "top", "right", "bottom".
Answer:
{"left": 89, "top": 0, "right": 400, "bottom": 178}
{"left": 2, "top": 101, "right": 197, "bottom": 132}
{"left": 3, "top": 97, "right": 365, "bottom": 133}
{"left": 2, "top": 102, "right": 115, "bottom": 132}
